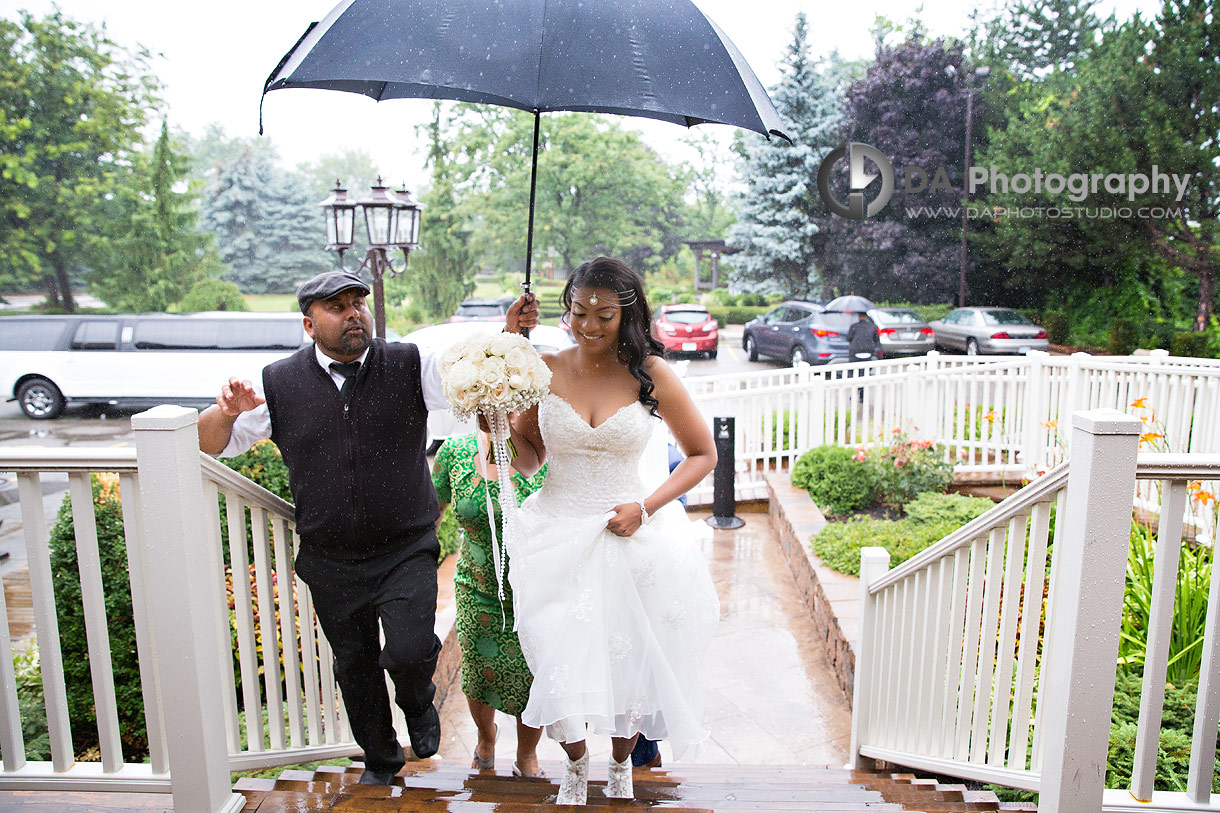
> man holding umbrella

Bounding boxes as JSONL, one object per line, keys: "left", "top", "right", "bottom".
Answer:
{"left": 198, "top": 271, "right": 539, "bottom": 785}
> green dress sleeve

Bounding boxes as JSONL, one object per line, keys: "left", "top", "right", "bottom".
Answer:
{"left": 432, "top": 438, "right": 454, "bottom": 505}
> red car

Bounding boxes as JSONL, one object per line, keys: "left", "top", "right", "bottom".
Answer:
{"left": 652, "top": 304, "right": 719, "bottom": 359}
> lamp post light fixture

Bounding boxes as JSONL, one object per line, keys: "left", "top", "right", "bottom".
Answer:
{"left": 959, "top": 65, "right": 990, "bottom": 308}
{"left": 318, "top": 177, "right": 423, "bottom": 338}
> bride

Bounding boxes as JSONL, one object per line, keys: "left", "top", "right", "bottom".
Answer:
{"left": 505, "top": 257, "right": 720, "bottom": 805}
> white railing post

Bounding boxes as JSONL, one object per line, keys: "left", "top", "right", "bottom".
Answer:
{"left": 1037, "top": 408, "right": 1140, "bottom": 813}
{"left": 132, "top": 406, "right": 244, "bottom": 813}
{"left": 850, "top": 546, "right": 891, "bottom": 769}
{"left": 1023, "top": 351, "right": 1047, "bottom": 474}
{"left": 1061, "top": 353, "right": 1091, "bottom": 455}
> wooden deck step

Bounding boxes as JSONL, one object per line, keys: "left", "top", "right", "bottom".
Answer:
{"left": 230, "top": 760, "right": 1014, "bottom": 813}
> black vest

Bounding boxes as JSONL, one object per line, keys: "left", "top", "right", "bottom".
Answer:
{"left": 263, "top": 339, "right": 439, "bottom": 558}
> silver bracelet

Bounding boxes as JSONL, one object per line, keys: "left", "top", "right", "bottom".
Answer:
{"left": 638, "top": 498, "right": 649, "bottom": 524}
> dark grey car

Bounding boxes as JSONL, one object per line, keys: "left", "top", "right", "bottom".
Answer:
{"left": 929, "top": 307, "right": 1049, "bottom": 355}
{"left": 742, "top": 301, "right": 849, "bottom": 366}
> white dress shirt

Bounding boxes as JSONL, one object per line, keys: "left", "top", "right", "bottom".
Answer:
{"left": 218, "top": 342, "right": 447, "bottom": 458}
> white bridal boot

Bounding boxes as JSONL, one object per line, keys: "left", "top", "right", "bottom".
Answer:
{"left": 606, "top": 754, "right": 634, "bottom": 799}
{"left": 556, "top": 749, "right": 589, "bottom": 805}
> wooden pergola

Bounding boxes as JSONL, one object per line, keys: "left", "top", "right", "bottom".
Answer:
{"left": 685, "top": 239, "right": 741, "bottom": 291}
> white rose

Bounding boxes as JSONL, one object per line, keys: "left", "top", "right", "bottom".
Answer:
{"left": 502, "top": 345, "right": 530, "bottom": 370}
{"left": 489, "top": 332, "right": 519, "bottom": 356}
{"left": 479, "top": 365, "right": 503, "bottom": 389}
{"left": 482, "top": 355, "right": 507, "bottom": 377}
{"left": 490, "top": 381, "right": 512, "bottom": 404}
{"left": 508, "top": 373, "right": 525, "bottom": 390}
{"left": 446, "top": 359, "right": 479, "bottom": 393}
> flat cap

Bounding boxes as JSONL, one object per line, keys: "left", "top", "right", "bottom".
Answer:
{"left": 296, "top": 271, "right": 370, "bottom": 314}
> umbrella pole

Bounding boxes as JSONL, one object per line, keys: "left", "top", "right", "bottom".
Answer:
{"left": 520, "top": 110, "right": 541, "bottom": 337}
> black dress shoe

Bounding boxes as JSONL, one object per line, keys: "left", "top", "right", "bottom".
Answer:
{"left": 358, "top": 768, "right": 397, "bottom": 785}
{"left": 406, "top": 704, "right": 441, "bottom": 758}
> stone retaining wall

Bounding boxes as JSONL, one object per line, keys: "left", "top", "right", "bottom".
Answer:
{"left": 764, "top": 472, "right": 859, "bottom": 705}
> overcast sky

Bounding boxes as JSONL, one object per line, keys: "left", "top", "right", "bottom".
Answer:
{"left": 2, "top": 0, "right": 1161, "bottom": 189}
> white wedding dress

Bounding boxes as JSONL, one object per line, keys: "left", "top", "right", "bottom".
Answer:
{"left": 508, "top": 392, "right": 720, "bottom": 759}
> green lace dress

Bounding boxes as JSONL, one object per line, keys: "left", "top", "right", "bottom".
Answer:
{"left": 432, "top": 434, "right": 547, "bottom": 716}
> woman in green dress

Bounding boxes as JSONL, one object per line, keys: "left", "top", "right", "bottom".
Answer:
{"left": 433, "top": 431, "right": 548, "bottom": 777}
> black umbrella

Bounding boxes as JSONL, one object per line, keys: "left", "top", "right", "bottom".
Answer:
{"left": 824, "top": 295, "right": 875, "bottom": 313}
{"left": 261, "top": 0, "right": 788, "bottom": 292}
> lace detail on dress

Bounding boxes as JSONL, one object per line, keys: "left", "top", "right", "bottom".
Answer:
{"left": 530, "top": 393, "right": 654, "bottom": 515}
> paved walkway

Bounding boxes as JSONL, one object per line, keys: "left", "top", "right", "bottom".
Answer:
{"left": 435, "top": 508, "right": 853, "bottom": 770}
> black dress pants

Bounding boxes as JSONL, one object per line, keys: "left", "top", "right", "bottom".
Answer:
{"left": 296, "top": 534, "right": 441, "bottom": 773}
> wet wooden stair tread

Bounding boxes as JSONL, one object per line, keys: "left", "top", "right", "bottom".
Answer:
{"left": 232, "top": 760, "right": 1025, "bottom": 813}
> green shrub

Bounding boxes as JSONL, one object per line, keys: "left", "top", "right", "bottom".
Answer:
{"left": 676, "top": 291, "right": 696, "bottom": 304}
{"left": 437, "top": 504, "right": 460, "bottom": 561}
{"left": 706, "top": 288, "right": 737, "bottom": 306}
{"left": 50, "top": 474, "right": 148, "bottom": 759}
{"left": 15, "top": 644, "right": 50, "bottom": 760}
{"left": 812, "top": 516, "right": 961, "bottom": 575}
{"left": 1140, "top": 320, "right": 1177, "bottom": 350}
{"left": 739, "top": 292, "right": 767, "bottom": 307}
{"left": 791, "top": 445, "right": 875, "bottom": 515}
{"left": 1170, "top": 330, "right": 1215, "bottom": 359}
{"left": 867, "top": 434, "right": 953, "bottom": 506}
{"left": 1109, "top": 318, "right": 1139, "bottom": 355}
{"left": 1041, "top": 310, "right": 1070, "bottom": 345}
{"left": 902, "top": 492, "right": 993, "bottom": 527}
{"left": 704, "top": 305, "right": 768, "bottom": 325}
{"left": 1108, "top": 673, "right": 1219, "bottom": 793}
{"left": 175, "top": 277, "right": 249, "bottom": 312}
{"left": 877, "top": 302, "right": 952, "bottom": 323}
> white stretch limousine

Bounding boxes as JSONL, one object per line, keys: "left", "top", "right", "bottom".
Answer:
{"left": 0, "top": 313, "right": 309, "bottom": 419}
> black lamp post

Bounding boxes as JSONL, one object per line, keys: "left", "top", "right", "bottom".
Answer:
{"left": 959, "top": 66, "right": 990, "bottom": 308}
{"left": 319, "top": 177, "right": 423, "bottom": 338}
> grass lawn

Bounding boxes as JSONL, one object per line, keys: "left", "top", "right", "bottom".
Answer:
{"left": 243, "top": 294, "right": 300, "bottom": 313}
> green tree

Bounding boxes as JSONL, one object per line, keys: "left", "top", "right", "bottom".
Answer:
{"left": 199, "top": 145, "right": 331, "bottom": 293}
{"left": 0, "top": 10, "right": 161, "bottom": 308}
{"left": 728, "top": 14, "right": 849, "bottom": 298}
{"left": 90, "top": 122, "right": 226, "bottom": 311}
{"left": 403, "top": 102, "right": 475, "bottom": 320}
{"left": 451, "top": 107, "right": 688, "bottom": 275}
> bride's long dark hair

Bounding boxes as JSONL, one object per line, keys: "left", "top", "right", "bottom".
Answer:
{"left": 561, "top": 257, "right": 666, "bottom": 416}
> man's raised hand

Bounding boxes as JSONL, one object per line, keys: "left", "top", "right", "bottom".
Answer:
{"left": 505, "top": 292, "right": 540, "bottom": 334}
{"left": 217, "top": 378, "right": 265, "bottom": 417}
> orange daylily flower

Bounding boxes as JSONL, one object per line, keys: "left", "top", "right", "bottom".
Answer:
{"left": 1139, "top": 432, "right": 1163, "bottom": 444}
{"left": 983, "top": 410, "right": 997, "bottom": 423}
{"left": 1130, "top": 397, "right": 1148, "bottom": 409}
{"left": 1040, "top": 419, "right": 1057, "bottom": 429}
{"left": 1193, "top": 490, "right": 1217, "bottom": 506}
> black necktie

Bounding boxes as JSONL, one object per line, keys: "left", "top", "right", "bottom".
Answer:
{"left": 329, "top": 361, "right": 360, "bottom": 402}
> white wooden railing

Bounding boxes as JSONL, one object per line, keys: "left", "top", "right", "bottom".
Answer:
{"left": 850, "top": 408, "right": 1220, "bottom": 812}
{"left": 685, "top": 351, "right": 1220, "bottom": 518}
{"left": 0, "top": 405, "right": 366, "bottom": 811}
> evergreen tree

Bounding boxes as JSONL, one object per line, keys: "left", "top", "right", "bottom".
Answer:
{"left": 199, "top": 145, "right": 331, "bottom": 293}
{"left": 727, "top": 14, "right": 847, "bottom": 298}
{"left": 91, "top": 122, "right": 226, "bottom": 312}
{"left": 987, "top": 0, "right": 1100, "bottom": 79}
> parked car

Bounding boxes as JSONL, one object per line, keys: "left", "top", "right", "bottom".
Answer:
{"left": 0, "top": 312, "right": 308, "bottom": 419}
{"left": 929, "top": 307, "right": 1049, "bottom": 355}
{"left": 867, "top": 307, "right": 936, "bottom": 356}
{"left": 741, "top": 301, "right": 849, "bottom": 366}
{"left": 446, "top": 296, "right": 515, "bottom": 323}
{"left": 652, "top": 304, "right": 718, "bottom": 359}
{"left": 401, "top": 321, "right": 575, "bottom": 452}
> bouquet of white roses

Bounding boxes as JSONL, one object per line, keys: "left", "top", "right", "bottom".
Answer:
{"left": 439, "top": 331, "right": 551, "bottom": 622}
{"left": 440, "top": 331, "right": 551, "bottom": 421}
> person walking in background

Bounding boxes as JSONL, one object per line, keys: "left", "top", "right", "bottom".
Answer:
{"left": 432, "top": 430, "right": 548, "bottom": 778}
{"left": 846, "top": 311, "right": 880, "bottom": 361}
{"left": 197, "top": 270, "right": 538, "bottom": 786}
